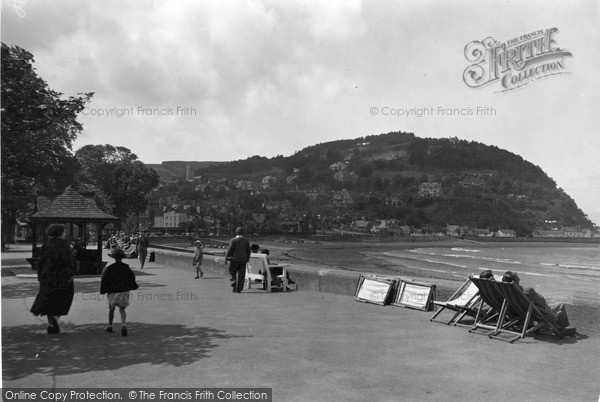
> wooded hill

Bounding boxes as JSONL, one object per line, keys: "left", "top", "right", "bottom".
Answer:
{"left": 152, "top": 132, "right": 592, "bottom": 236}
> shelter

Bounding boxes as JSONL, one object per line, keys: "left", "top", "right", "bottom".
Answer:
{"left": 27, "top": 187, "right": 119, "bottom": 275}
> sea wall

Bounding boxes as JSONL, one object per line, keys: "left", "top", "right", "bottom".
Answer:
{"left": 150, "top": 247, "right": 453, "bottom": 299}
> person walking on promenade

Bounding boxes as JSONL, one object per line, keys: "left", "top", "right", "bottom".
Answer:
{"left": 136, "top": 231, "right": 149, "bottom": 269}
{"left": 193, "top": 240, "right": 204, "bottom": 279}
{"left": 226, "top": 227, "right": 251, "bottom": 293}
{"left": 30, "top": 224, "right": 76, "bottom": 334}
{"left": 100, "top": 248, "right": 139, "bottom": 336}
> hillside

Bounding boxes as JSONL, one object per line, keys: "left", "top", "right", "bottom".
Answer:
{"left": 146, "top": 161, "right": 223, "bottom": 182}
{"left": 147, "top": 132, "right": 593, "bottom": 236}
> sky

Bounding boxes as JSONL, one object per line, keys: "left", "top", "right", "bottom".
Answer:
{"left": 2, "top": 0, "right": 599, "bottom": 224}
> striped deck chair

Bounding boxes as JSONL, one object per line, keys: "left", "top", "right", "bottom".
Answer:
{"left": 430, "top": 278, "right": 480, "bottom": 326}
{"left": 495, "top": 281, "right": 565, "bottom": 343}
{"left": 468, "top": 276, "right": 521, "bottom": 340}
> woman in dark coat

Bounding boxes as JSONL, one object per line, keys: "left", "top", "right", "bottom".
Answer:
{"left": 30, "top": 224, "right": 76, "bottom": 334}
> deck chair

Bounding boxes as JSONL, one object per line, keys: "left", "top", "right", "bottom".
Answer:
{"left": 244, "top": 254, "right": 288, "bottom": 292}
{"left": 430, "top": 278, "right": 480, "bottom": 325}
{"left": 124, "top": 244, "right": 138, "bottom": 258}
{"left": 495, "top": 281, "right": 565, "bottom": 343}
{"left": 468, "top": 276, "right": 521, "bottom": 340}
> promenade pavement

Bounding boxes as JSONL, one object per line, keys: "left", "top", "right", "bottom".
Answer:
{"left": 2, "top": 244, "right": 600, "bottom": 401}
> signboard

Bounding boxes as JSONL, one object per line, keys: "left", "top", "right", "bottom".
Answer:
{"left": 354, "top": 275, "right": 396, "bottom": 306}
{"left": 393, "top": 281, "right": 436, "bottom": 311}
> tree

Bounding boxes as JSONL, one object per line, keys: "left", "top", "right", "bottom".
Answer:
{"left": 356, "top": 163, "right": 373, "bottom": 179}
{"left": 408, "top": 138, "right": 428, "bottom": 167}
{"left": 75, "top": 145, "right": 159, "bottom": 220}
{"left": 1, "top": 43, "right": 93, "bottom": 249}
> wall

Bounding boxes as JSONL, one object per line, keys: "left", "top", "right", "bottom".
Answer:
{"left": 150, "top": 248, "right": 454, "bottom": 300}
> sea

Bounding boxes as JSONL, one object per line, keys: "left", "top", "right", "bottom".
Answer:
{"left": 382, "top": 243, "right": 600, "bottom": 308}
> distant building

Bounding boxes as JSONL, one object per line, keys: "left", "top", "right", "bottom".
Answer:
{"left": 333, "top": 189, "right": 353, "bottom": 205}
{"left": 352, "top": 220, "right": 372, "bottom": 233}
{"left": 286, "top": 175, "right": 298, "bottom": 184}
{"left": 262, "top": 175, "right": 277, "bottom": 187}
{"left": 333, "top": 170, "right": 355, "bottom": 182}
{"left": 263, "top": 200, "right": 292, "bottom": 211}
{"left": 563, "top": 227, "right": 589, "bottom": 238}
{"left": 469, "top": 228, "right": 492, "bottom": 237}
{"left": 329, "top": 162, "right": 348, "bottom": 171}
{"left": 370, "top": 220, "right": 392, "bottom": 235}
{"left": 195, "top": 182, "right": 214, "bottom": 193}
{"left": 446, "top": 224, "right": 463, "bottom": 237}
{"left": 419, "top": 182, "right": 442, "bottom": 198}
{"left": 532, "top": 229, "right": 563, "bottom": 238}
{"left": 397, "top": 225, "right": 411, "bottom": 236}
{"left": 156, "top": 211, "right": 189, "bottom": 228}
{"left": 495, "top": 229, "right": 516, "bottom": 237}
{"left": 305, "top": 189, "right": 321, "bottom": 201}
{"left": 236, "top": 180, "right": 255, "bottom": 190}
{"left": 530, "top": 228, "right": 592, "bottom": 238}
{"left": 459, "top": 178, "right": 486, "bottom": 189}
{"left": 385, "top": 196, "right": 403, "bottom": 206}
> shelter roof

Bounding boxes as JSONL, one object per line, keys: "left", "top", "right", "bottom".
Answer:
{"left": 28, "top": 187, "right": 119, "bottom": 222}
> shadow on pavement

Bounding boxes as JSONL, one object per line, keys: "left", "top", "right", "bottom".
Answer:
{"left": 2, "top": 322, "right": 250, "bottom": 381}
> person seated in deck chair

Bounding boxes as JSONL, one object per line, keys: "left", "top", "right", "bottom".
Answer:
{"left": 261, "top": 249, "right": 296, "bottom": 289}
{"left": 479, "top": 270, "right": 494, "bottom": 280}
{"left": 501, "top": 271, "right": 577, "bottom": 337}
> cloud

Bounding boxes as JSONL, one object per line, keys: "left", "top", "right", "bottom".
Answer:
{"left": 2, "top": 0, "right": 599, "bottom": 223}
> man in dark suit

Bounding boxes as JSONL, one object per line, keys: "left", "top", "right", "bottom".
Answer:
{"left": 226, "top": 227, "right": 251, "bottom": 293}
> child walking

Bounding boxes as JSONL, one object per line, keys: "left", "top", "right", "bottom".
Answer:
{"left": 100, "top": 248, "right": 139, "bottom": 336}
{"left": 193, "top": 240, "right": 204, "bottom": 279}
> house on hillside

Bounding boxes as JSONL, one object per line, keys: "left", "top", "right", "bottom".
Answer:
{"left": 397, "top": 225, "right": 411, "bottom": 236}
{"left": 446, "top": 224, "right": 463, "bottom": 237}
{"left": 385, "top": 196, "right": 403, "bottom": 206}
{"left": 419, "top": 182, "right": 442, "bottom": 198}
{"left": 333, "top": 169, "right": 356, "bottom": 182}
{"left": 333, "top": 189, "right": 353, "bottom": 205}
{"left": 263, "top": 200, "right": 292, "bottom": 211}
{"left": 195, "top": 181, "right": 214, "bottom": 193}
{"left": 286, "top": 174, "right": 298, "bottom": 184}
{"left": 371, "top": 220, "right": 392, "bottom": 235}
{"left": 352, "top": 220, "right": 372, "bottom": 233}
{"left": 532, "top": 229, "right": 563, "bottom": 238}
{"left": 280, "top": 221, "right": 301, "bottom": 233}
{"left": 262, "top": 175, "right": 277, "bottom": 188}
{"left": 154, "top": 210, "right": 189, "bottom": 229}
{"left": 329, "top": 162, "right": 348, "bottom": 171}
{"left": 305, "top": 189, "right": 320, "bottom": 201}
{"left": 495, "top": 229, "right": 516, "bottom": 237}
{"left": 459, "top": 178, "right": 486, "bottom": 189}
{"left": 563, "top": 227, "right": 589, "bottom": 238}
{"left": 236, "top": 180, "right": 255, "bottom": 190}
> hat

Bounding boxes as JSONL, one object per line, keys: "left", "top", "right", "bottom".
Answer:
{"left": 235, "top": 227, "right": 243, "bottom": 235}
{"left": 479, "top": 270, "right": 493, "bottom": 279}
{"left": 502, "top": 271, "right": 520, "bottom": 284}
{"left": 109, "top": 248, "right": 125, "bottom": 259}
{"left": 194, "top": 240, "right": 202, "bottom": 246}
